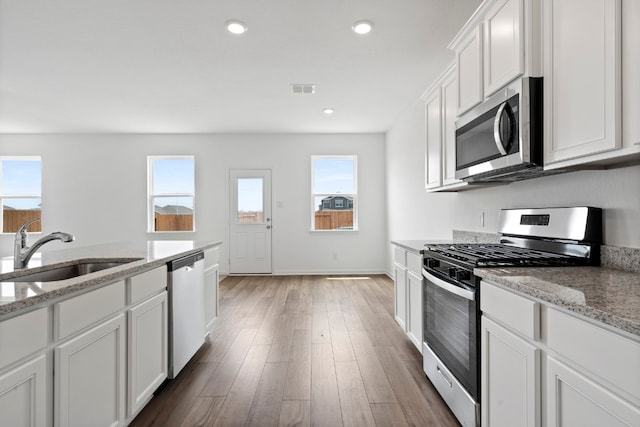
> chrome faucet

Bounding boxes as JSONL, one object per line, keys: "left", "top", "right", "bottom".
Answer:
{"left": 14, "top": 218, "right": 75, "bottom": 269}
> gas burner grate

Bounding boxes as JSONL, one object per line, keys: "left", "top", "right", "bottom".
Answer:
{"left": 425, "top": 243, "right": 590, "bottom": 267}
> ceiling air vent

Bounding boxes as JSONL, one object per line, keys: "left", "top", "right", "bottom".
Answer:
{"left": 291, "top": 84, "right": 315, "bottom": 94}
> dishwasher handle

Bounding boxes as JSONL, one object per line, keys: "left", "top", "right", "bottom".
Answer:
{"left": 167, "top": 251, "right": 205, "bottom": 271}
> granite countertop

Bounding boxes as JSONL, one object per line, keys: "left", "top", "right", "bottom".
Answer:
{"left": 391, "top": 240, "right": 452, "bottom": 254}
{"left": 475, "top": 266, "right": 640, "bottom": 338}
{"left": 0, "top": 240, "right": 222, "bottom": 319}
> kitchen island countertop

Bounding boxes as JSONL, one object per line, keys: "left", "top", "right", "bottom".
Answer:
{"left": 475, "top": 266, "right": 640, "bottom": 338}
{"left": 0, "top": 240, "right": 221, "bottom": 319}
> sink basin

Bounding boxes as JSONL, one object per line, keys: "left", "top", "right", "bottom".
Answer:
{"left": 4, "top": 258, "right": 143, "bottom": 282}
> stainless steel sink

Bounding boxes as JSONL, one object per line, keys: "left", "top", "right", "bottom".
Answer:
{"left": 4, "top": 258, "right": 142, "bottom": 282}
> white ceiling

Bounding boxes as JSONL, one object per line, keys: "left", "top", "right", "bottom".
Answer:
{"left": 0, "top": 0, "right": 481, "bottom": 134}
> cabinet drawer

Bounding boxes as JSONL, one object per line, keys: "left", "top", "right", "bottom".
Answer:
{"left": 547, "top": 308, "right": 640, "bottom": 400}
{"left": 56, "top": 281, "right": 125, "bottom": 340}
{"left": 204, "top": 247, "right": 219, "bottom": 269}
{"left": 129, "top": 266, "right": 167, "bottom": 304}
{"left": 406, "top": 252, "right": 423, "bottom": 276}
{"left": 480, "top": 281, "right": 539, "bottom": 341}
{"left": 0, "top": 308, "right": 48, "bottom": 368}
{"left": 393, "top": 246, "right": 406, "bottom": 266}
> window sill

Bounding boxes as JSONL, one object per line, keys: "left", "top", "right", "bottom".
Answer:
{"left": 310, "top": 228, "right": 359, "bottom": 233}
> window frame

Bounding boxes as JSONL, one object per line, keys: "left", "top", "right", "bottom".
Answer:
{"left": 310, "top": 155, "right": 358, "bottom": 232}
{"left": 0, "top": 156, "right": 42, "bottom": 235}
{"left": 147, "top": 155, "right": 196, "bottom": 233}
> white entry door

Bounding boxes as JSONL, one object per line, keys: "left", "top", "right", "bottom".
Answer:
{"left": 229, "top": 169, "right": 272, "bottom": 274}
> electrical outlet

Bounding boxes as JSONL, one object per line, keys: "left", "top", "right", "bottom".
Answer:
{"left": 332, "top": 252, "right": 338, "bottom": 261}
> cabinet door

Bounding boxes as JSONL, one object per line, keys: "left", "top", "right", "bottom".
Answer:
{"left": 424, "top": 87, "right": 442, "bottom": 190}
{"left": 441, "top": 68, "right": 461, "bottom": 186}
{"left": 546, "top": 356, "right": 640, "bottom": 427}
{"left": 127, "top": 292, "right": 168, "bottom": 417}
{"left": 406, "top": 271, "right": 423, "bottom": 353}
{"left": 56, "top": 314, "right": 126, "bottom": 427}
{"left": 622, "top": 0, "right": 640, "bottom": 149}
{"left": 484, "top": 0, "right": 524, "bottom": 96}
{"left": 394, "top": 264, "right": 407, "bottom": 331}
{"left": 0, "top": 355, "right": 47, "bottom": 427}
{"left": 456, "top": 26, "right": 483, "bottom": 114}
{"left": 543, "top": 0, "right": 621, "bottom": 166}
{"left": 204, "top": 266, "right": 219, "bottom": 332}
{"left": 481, "top": 316, "right": 540, "bottom": 427}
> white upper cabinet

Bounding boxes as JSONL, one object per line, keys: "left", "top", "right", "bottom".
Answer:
{"left": 424, "top": 87, "right": 443, "bottom": 190}
{"left": 483, "top": 0, "right": 525, "bottom": 96}
{"left": 423, "top": 64, "right": 470, "bottom": 192}
{"left": 622, "top": 0, "right": 640, "bottom": 152}
{"left": 441, "top": 69, "right": 462, "bottom": 186}
{"left": 454, "top": 26, "right": 484, "bottom": 114}
{"left": 450, "top": 0, "right": 535, "bottom": 116}
{"left": 543, "top": 0, "right": 622, "bottom": 168}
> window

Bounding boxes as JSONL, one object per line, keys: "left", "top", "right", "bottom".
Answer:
{"left": 1, "top": 157, "right": 42, "bottom": 234}
{"left": 311, "top": 155, "right": 357, "bottom": 231}
{"left": 148, "top": 156, "right": 195, "bottom": 232}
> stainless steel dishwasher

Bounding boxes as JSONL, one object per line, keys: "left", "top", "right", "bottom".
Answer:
{"left": 167, "top": 251, "right": 205, "bottom": 379}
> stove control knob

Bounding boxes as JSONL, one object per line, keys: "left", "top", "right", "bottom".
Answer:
{"left": 455, "top": 269, "right": 471, "bottom": 281}
{"left": 448, "top": 267, "right": 457, "bottom": 278}
{"left": 426, "top": 259, "right": 440, "bottom": 268}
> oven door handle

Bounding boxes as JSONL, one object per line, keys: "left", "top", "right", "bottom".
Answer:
{"left": 422, "top": 268, "right": 476, "bottom": 301}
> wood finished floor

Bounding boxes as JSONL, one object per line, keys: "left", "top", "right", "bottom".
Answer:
{"left": 130, "top": 275, "right": 460, "bottom": 427}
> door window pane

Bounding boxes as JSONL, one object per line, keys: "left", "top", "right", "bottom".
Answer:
{"left": 237, "top": 178, "right": 263, "bottom": 223}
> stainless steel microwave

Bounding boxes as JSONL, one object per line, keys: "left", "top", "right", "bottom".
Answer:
{"left": 455, "top": 77, "right": 543, "bottom": 182}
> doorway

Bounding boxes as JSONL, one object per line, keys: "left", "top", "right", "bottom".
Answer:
{"left": 228, "top": 169, "right": 272, "bottom": 274}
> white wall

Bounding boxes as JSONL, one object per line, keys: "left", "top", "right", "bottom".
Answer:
{"left": 385, "top": 100, "right": 640, "bottom": 273}
{"left": 0, "top": 133, "right": 387, "bottom": 275}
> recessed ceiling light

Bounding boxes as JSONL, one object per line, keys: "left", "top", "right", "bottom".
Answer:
{"left": 352, "top": 20, "right": 373, "bottom": 35}
{"left": 323, "top": 108, "right": 335, "bottom": 115}
{"left": 226, "top": 20, "right": 248, "bottom": 35}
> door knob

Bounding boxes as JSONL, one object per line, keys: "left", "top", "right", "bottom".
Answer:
{"left": 266, "top": 225, "right": 271, "bottom": 229}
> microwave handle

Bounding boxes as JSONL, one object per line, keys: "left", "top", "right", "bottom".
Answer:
{"left": 493, "top": 101, "right": 509, "bottom": 155}
{"left": 422, "top": 268, "right": 476, "bottom": 301}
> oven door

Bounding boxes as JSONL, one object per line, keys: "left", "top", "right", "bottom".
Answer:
{"left": 423, "top": 267, "right": 479, "bottom": 400}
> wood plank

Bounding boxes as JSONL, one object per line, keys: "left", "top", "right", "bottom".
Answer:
{"left": 279, "top": 400, "right": 311, "bottom": 427}
{"left": 310, "top": 343, "right": 343, "bottom": 426}
{"left": 328, "top": 311, "right": 355, "bottom": 362}
{"left": 311, "top": 305, "right": 331, "bottom": 344}
{"left": 374, "top": 345, "right": 442, "bottom": 427}
{"left": 211, "top": 345, "right": 270, "bottom": 426}
{"left": 179, "top": 396, "right": 225, "bottom": 427}
{"left": 348, "top": 330, "right": 397, "bottom": 404}
{"left": 283, "top": 360, "right": 311, "bottom": 400}
{"left": 200, "top": 328, "right": 258, "bottom": 396}
{"left": 247, "top": 362, "right": 288, "bottom": 427}
{"left": 369, "top": 403, "right": 410, "bottom": 427}
{"left": 335, "top": 361, "right": 376, "bottom": 427}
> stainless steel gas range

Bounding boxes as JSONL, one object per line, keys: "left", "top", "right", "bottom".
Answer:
{"left": 421, "top": 207, "right": 602, "bottom": 427}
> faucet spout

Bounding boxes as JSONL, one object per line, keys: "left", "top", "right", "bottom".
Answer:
{"left": 14, "top": 219, "right": 75, "bottom": 269}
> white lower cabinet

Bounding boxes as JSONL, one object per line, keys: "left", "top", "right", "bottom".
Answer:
{"left": 55, "top": 313, "right": 126, "bottom": 427}
{"left": 127, "top": 291, "right": 168, "bottom": 418}
{"left": 481, "top": 316, "right": 540, "bottom": 427}
{"left": 547, "top": 356, "right": 640, "bottom": 427}
{"left": 393, "top": 263, "right": 407, "bottom": 331}
{"left": 481, "top": 280, "right": 640, "bottom": 427}
{"left": 392, "top": 245, "right": 423, "bottom": 353}
{"left": 406, "top": 270, "right": 423, "bottom": 351}
{"left": 0, "top": 354, "right": 47, "bottom": 427}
